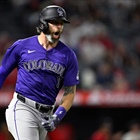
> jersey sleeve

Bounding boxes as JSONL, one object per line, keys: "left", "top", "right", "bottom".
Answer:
{"left": 63, "top": 51, "right": 79, "bottom": 86}
{"left": 2, "top": 40, "right": 21, "bottom": 70}
{"left": 0, "top": 40, "right": 21, "bottom": 88}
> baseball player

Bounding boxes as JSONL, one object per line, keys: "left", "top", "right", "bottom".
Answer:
{"left": 0, "top": 5, "right": 79, "bottom": 140}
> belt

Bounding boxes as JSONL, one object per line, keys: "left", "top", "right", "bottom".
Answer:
{"left": 16, "top": 92, "right": 53, "bottom": 113}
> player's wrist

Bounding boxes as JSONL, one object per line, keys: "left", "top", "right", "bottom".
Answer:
{"left": 53, "top": 106, "right": 67, "bottom": 125}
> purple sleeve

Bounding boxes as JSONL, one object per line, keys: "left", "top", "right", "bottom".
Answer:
{"left": 0, "top": 40, "right": 20, "bottom": 88}
{"left": 64, "top": 51, "right": 79, "bottom": 86}
{"left": 0, "top": 66, "right": 9, "bottom": 88}
{"left": 2, "top": 40, "right": 20, "bottom": 70}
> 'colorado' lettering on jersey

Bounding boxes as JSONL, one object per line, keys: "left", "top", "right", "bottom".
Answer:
{"left": 1, "top": 35, "right": 79, "bottom": 105}
{"left": 23, "top": 60, "right": 65, "bottom": 76}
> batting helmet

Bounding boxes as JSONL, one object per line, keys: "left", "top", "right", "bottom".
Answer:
{"left": 38, "top": 5, "right": 70, "bottom": 33}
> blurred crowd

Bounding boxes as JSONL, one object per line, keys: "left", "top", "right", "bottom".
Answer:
{"left": 1, "top": 0, "right": 140, "bottom": 92}
{"left": 89, "top": 117, "right": 140, "bottom": 140}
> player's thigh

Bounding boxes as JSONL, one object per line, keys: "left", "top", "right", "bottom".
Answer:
{"left": 6, "top": 104, "right": 40, "bottom": 140}
{"left": 16, "top": 120, "right": 39, "bottom": 140}
{"left": 39, "top": 127, "right": 47, "bottom": 140}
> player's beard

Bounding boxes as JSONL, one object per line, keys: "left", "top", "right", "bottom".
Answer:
{"left": 45, "top": 29, "right": 62, "bottom": 44}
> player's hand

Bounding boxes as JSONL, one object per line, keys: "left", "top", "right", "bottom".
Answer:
{"left": 41, "top": 114, "right": 58, "bottom": 131}
{"left": 42, "top": 106, "right": 67, "bottom": 131}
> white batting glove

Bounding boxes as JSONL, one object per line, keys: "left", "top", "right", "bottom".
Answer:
{"left": 41, "top": 106, "right": 66, "bottom": 131}
{"left": 41, "top": 114, "right": 58, "bottom": 131}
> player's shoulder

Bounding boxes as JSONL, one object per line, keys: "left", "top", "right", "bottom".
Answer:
{"left": 17, "top": 35, "right": 37, "bottom": 45}
{"left": 12, "top": 35, "right": 37, "bottom": 46}
{"left": 8, "top": 35, "right": 37, "bottom": 52}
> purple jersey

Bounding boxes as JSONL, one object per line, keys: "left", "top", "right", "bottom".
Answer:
{"left": 0, "top": 35, "right": 79, "bottom": 105}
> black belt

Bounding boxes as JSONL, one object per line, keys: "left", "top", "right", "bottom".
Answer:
{"left": 17, "top": 93, "right": 53, "bottom": 113}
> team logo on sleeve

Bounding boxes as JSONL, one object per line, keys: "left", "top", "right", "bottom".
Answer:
{"left": 76, "top": 71, "right": 79, "bottom": 80}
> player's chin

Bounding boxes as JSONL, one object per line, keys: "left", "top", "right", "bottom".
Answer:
{"left": 51, "top": 37, "right": 60, "bottom": 43}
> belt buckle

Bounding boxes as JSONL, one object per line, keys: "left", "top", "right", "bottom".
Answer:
{"left": 36, "top": 103, "right": 52, "bottom": 113}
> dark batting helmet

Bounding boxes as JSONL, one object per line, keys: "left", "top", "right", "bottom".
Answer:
{"left": 37, "top": 5, "right": 70, "bottom": 33}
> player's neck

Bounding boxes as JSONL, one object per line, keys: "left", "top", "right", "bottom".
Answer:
{"left": 38, "top": 33, "right": 58, "bottom": 50}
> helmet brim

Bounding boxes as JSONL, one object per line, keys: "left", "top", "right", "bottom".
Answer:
{"left": 62, "top": 18, "right": 70, "bottom": 23}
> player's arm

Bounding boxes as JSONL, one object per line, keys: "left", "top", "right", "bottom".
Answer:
{"left": 0, "top": 44, "right": 19, "bottom": 89}
{"left": 42, "top": 85, "right": 76, "bottom": 131}
{"left": 0, "top": 40, "right": 20, "bottom": 89}
{"left": 0, "top": 65, "right": 10, "bottom": 88}
{"left": 60, "top": 85, "right": 76, "bottom": 111}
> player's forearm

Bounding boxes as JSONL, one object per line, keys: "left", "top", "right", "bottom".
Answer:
{"left": 60, "top": 85, "right": 76, "bottom": 111}
{"left": 46, "top": 85, "right": 76, "bottom": 130}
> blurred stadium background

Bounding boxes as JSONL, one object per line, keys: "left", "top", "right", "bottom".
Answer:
{"left": 1, "top": 0, "right": 140, "bottom": 140}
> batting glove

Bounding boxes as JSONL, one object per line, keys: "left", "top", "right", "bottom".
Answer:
{"left": 41, "top": 106, "right": 67, "bottom": 131}
{"left": 41, "top": 114, "right": 58, "bottom": 131}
